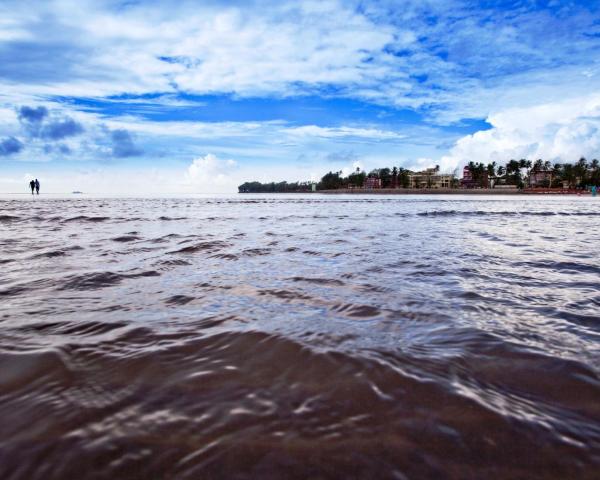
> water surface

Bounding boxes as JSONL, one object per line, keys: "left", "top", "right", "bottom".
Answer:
{"left": 1, "top": 194, "right": 599, "bottom": 479}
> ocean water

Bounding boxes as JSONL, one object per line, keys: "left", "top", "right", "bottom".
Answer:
{"left": 1, "top": 194, "right": 599, "bottom": 479}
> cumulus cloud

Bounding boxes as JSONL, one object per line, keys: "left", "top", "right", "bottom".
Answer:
{"left": 440, "top": 94, "right": 600, "bottom": 171}
{"left": 41, "top": 117, "right": 84, "bottom": 140}
{"left": 405, "top": 157, "right": 441, "bottom": 172}
{"left": 0, "top": 136, "right": 23, "bottom": 156}
{"left": 110, "top": 129, "right": 142, "bottom": 157}
{"left": 18, "top": 105, "right": 48, "bottom": 136}
{"left": 17, "top": 105, "right": 84, "bottom": 141}
{"left": 1, "top": 0, "right": 597, "bottom": 120}
{"left": 18, "top": 105, "right": 48, "bottom": 123}
{"left": 186, "top": 153, "right": 238, "bottom": 192}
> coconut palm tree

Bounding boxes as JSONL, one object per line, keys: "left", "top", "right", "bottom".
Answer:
{"left": 575, "top": 157, "right": 588, "bottom": 187}
{"left": 506, "top": 159, "right": 521, "bottom": 186}
{"left": 552, "top": 163, "right": 563, "bottom": 187}
{"left": 563, "top": 163, "right": 577, "bottom": 188}
{"left": 591, "top": 159, "right": 600, "bottom": 186}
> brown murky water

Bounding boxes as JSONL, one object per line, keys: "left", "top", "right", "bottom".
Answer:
{"left": 1, "top": 194, "right": 599, "bottom": 479}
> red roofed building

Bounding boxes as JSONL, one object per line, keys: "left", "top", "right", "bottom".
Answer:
{"left": 364, "top": 177, "right": 382, "bottom": 189}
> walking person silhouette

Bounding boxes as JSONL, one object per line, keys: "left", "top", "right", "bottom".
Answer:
{"left": 34, "top": 179, "right": 40, "bottom": 195}
{"left": 29, "top": 179, "right": 35, "bottom": 195}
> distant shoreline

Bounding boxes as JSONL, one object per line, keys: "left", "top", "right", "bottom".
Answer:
{"left": 257, "top": 188, "right": 589, "bottom": 195}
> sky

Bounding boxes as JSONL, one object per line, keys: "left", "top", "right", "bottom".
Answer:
{"left": 1, "top": 0, "right": 600, "bottom": 193}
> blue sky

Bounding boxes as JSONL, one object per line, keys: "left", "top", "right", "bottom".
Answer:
{"left": 1, "top": 0, "right": 600, "bottom": 193}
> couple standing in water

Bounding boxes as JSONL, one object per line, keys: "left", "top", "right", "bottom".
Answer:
{"left": 29, "top": 179, "right": 40, "bottom": 195}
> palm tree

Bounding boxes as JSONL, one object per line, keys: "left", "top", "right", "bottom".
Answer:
{"left": 575, "top": 157, "right": 588, "bottom": 187}
{"left": 476, "top": 163, "right": 486, "bottom": 187}
{"left": 524, "top": 159, "right": 532, "bottom": 186}
{"left": 552, "top": 163, "right": 563, "bottom": 188}
{"left": 518, "top": 158, "right": 527, "bottom": 170}
{"left": 563, "top": 163, "right": 576, "bottom": 188}
{"left": 591, "top": 159, "right": 600, "bottom": 186}
{"left": 398, "top": 167, "right": 410, "bottom": 188}
{"left": 506, "top": 159, "right": 521, "bottom": 186}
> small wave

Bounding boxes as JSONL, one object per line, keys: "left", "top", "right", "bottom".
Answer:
{"left": 0, "top": 349, "right": 72, "bottom": 392}
{"left": 242, "top": 248, "right": 271, "bottom": 256}
{"left": 257, "top": 288, "right": 314, "bottom": 301}
{"left": 332, "top": 303, "right": 381, "bottom": 318}
{"left": 32, "top": 249, "right": 69, "bottom": 258}
{"left": 290, "top": 276, "right": 345, "bottom": 286}
{"left": 0, "top": 278, "right": 55, "bottom": 297}
{"left": 57, "top": 320, "right": 129, "bottom": 336}
{"left": 165, "top": 295, "right": 196, "bottom": 305}
{"left": 57, "top": 270, "right": 160, "bottom": 291}
{"left": 417, "top": 210, "right": 600, "bottom": 218}
{"left": 210, "top": 253, "right": 239, "bottom": 260}
{"left": 158, "top": 216, "right": 188, "bottom": 221}
{"left": 63, "top": 215, "right": 110, "bottom": 223}
{"left": 150, "top": 233, "right": 183, "bottom": 243}
{"left": 111, "top": 235, "right": 141, "bottom": 242}
{"left": 0, "top": 215, "right": 20, "bottom": 222}
{"left": 155, "top": 259, "right": 192, "bottom": 267}
{"left": 58, "top": 272, "right": 126, "bottom": 290}
{"left": 171, "top": 240, "right": 230, "bottom": 254}
{"left": 515, "top": 260, "right": 600, "bottom": 276}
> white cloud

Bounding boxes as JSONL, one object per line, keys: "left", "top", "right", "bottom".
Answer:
{"left": 185, "top": 153, "right": 239, "bottom": 192}
{"left": 405, "top": 157, "right": 438, "bottom": 172}
{"left": 1, "top": 0, "right": 596, "bottom": 119}
{"left": 440, "top": 94, "right": 600, "bottom": 171}
{"left": 284, "top": 125, "right": 405, "bottom": 140}
{"left": 341, "top": 160, "right": 364, "bottom": 177}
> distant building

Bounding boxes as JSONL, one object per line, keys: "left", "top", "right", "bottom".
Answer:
{"left": 364, "top": 177, "right": 382, "bottom": 189}
{"left": 461, "top": 165, "right": 488, "bottom": 188}
{"left": 408, "top": 167, "right": 453, "bottom": 189}
{"left": 529, "top": 169, "right": 553, "bottom": 187}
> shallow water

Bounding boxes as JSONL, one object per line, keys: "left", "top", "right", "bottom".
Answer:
{"left": 1, "top": 194, "right": 599, "bottom": 479}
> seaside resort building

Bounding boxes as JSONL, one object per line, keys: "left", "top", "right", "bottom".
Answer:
{"left": 408, "top": 168, "right": 453, "bottom": 189}
{"left": 460, "top": 166, "right": 489, "bottom": 188}
{"left": 364, "top": 177, "right": 382, "bottom": 189}
{"left": 529, "top": 169, "right": 553, "bottom": 187}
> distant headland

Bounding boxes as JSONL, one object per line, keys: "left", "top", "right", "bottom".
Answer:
{"left": 239, "top": 158, "right": 600, "bottom": 195}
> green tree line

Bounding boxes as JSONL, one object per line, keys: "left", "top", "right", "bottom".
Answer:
{"left": 239, "top": 158, "right": 600, "bottom": 192}
{"left": 317, "top": 167, "right": 413, "bottom": 190}
{"left": 238, "top": 181, "right": 315, "bottom": 193}
{"left": 466, "top": 157, "right": 600, "bottom": 188}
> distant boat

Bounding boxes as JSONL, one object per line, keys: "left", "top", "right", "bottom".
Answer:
{"left": 72, "top": 191, "right": 84, "bottom": 194}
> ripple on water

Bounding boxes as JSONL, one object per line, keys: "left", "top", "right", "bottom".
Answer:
{"left": 0, "top": 196, "right": 599, "bottom": 479}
